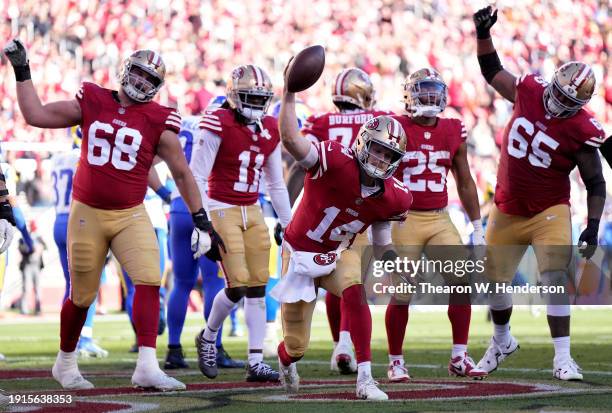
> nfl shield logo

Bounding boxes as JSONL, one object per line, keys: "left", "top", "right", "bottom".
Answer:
{"left": 118, "top": 107, "right": 126, "bottom": 114}
{"left": 424, "top": 132, "right": 431, "bottom": 140}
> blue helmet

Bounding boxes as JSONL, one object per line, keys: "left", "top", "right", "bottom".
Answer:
{"left": 70, "top": 126, "right": 82, "bottom": 149}
{"left": 270, "top": 99, "right": 311, "bottom": 130}
{"left": 206, "top": 95, "right": 227, "bottom": 112}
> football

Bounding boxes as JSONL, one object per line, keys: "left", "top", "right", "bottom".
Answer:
{"left": 286, "top": 45, "right": 325, "bottom": 93}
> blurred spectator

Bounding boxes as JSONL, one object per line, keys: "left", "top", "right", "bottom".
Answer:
{"left": 17, "top": 221, "right": 46, "bottom": 315}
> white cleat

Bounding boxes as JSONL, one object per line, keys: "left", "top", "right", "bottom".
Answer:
{"left": 278, "top": 358, "right": 300, "bottom": 393}
{"left": 356, "top": 377, "right": 388, "bottom": 401}
{"left": 449, "top": 352, "right": 488, "bottom": 380}
{"left": 387, "top": 360, "right": 410, "bottom": 383}
{"left": 331, "top": 342, "right": 357, "bottom": 374}
{"left": 77, "top": 339, "right": 109, "bottom": 358}
{"left": 52, "top": 352, "right": 94, "bottom": 390}
{"left": 132, "top": 366, "right": 186, "bottom": 391}
{"left": 476, "top": 336, "right": 520, "bottom": 374}
{"left": 553, "top": 357, "right": 583, "bottom": 381}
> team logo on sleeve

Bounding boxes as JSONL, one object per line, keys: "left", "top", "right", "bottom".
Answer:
{"left": 313, "top": 252, "right": 337, "bottom": 266}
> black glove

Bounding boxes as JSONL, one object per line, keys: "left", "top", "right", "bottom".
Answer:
{"left": 3, "top": 39, "right": 31, "bottom": 82}
{"left": 0, "top": 201, "right": 16, "bottom": 226}
{"left": 473, "top": 6, "right": 498, "bottom": 39}
{"left": 192, "top": 208, "right": 226, "bottom": 262}
{"left": 274, "top": 222, "right": 284, "bottom": 246}
{"left": 578, "top": 218, "right": 599, "bottom": 259}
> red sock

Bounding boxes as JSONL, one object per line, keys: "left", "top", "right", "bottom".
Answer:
{"left": 278, "top": 341, "right": 303, "bottom": 367}
{"left": 447, "top": 304, "right": 471, "bottom": 345}
{"left": 60, "top": 299, "right": 89, "bottom": 352}
{"left": 133, "top": 285, "right": 160, "bottom": 348}
{"left": 340, "top": 297, "right": 349, "bottom": 332}
{"left": 385, "top": 302, "right": 409, "bottom": 356}
{"left": 342, "top": 284, "right": 371, "bottom": 363}
{"left": 325, "top": 293, "right": 341, "bottom": 342}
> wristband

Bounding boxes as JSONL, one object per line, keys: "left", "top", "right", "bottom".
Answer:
{"left": 13, "top": 65, "right": 31, "bottom": 82}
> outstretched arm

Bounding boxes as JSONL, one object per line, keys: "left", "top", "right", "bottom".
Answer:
{"left": 473, "top": 7, "right": 518, "bottom": 103}
{"left": 279, "top": 60, "right": 314, "bottom": 163}
{"left": 3, "top": 39, "right": 81, "bottom": 128}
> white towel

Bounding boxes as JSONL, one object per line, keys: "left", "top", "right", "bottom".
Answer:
{"left": 270, "top": 248, "right": 338, "bottom": 303}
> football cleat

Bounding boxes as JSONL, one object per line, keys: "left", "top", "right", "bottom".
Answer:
{"left": 356, "top": 377, "right": 388, "bottom": 401}
{"left": 448, "top": 352, "right": 488, "bottom": 379}
{"left": 195, "top": 330, "right": 218, "bottom": 379}
{"left": 129, "top": 343, "right": 139, "bottom": 353}
{"left": 164, "top": 346, "right": 189, "bottom": 370}
{"left": 0, "top": 353, "right": 5, "bottom": 361}
{"left": 132, "top": 366, "right": 186, "bottom": 391}
{"left": 278, "top": 358, "right": 300, "bottom": 393}
{"left": 217, "top": 346, "right": 245, "bottom": 369}
{"left": 387, "top": 360, "right": 410, "bottom": 383}
{"left": 476, "top": 336, "right": 520, "bottom": 374}
{"left": 553, "top": 357, "right": 583, "bottom": 381}
{"left": 246, "top": 362, "right": 280, "bottom": 382}
{"left": 331, "top": 342, "right": 357, "bottom": 374}
{"left": 52, "top": 352, "right": 94, "bottom": 390}
{"left": 77, "top": 338, "right": 109, "bottom": 358}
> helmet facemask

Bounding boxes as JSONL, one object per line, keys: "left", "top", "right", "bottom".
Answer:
{"left": 121, "top": 61, "right": 164, "bottom": 103}
{"left": 543, "top": 78, "right": 587, "bottom": 118}
{"left": 357, "top": 139, "right": 404, "bottom": 179}
{"left": 405, "top": 79, "right": 447, "bottom": 118}
{"left": 233, "top": 89, "right": 273, "bottom": 122}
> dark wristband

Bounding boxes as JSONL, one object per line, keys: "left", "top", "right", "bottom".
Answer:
{"left": 477, "top": 51, "right": 503, "bottom": 84}
{"left": 0, "top": 201, "right": 16, "bottom": 226}
{"left": 192, "top": 208, "right": 212, "bottom": 231}
{"left": 0, "top": 189, "right": 8, "bottom": 197}
{"left": 13, "top": 64, "right": 31, "bottom": 82}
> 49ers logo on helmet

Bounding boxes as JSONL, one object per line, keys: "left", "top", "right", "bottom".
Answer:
{"left": 366, "top": 118, "right": 379, "bottom": 130}
{"left": 313, "top": 252, "right": 337, "bottom": 266}
{"left": 232, "top": 67, "right": 245, "bottom": 79}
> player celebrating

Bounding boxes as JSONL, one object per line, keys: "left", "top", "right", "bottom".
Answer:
{"left": 385, "top": 68, "right": 487, "bottom": 382}
{"left": 293, "top": 67, "right": 390, "bottom": 374}
{"left": 472, "top": 7, "right": 607, "bottom": 380}
{"left": 51, "top": 127, "right": 108, "bottom": 358}
{"left": 276, "top": 70, "right": 413, "bottom": 399}
{"left": 4, "top": 39, "right": 219, "bottom": 391}
{"left": 192, "top": 65, "right": 292, "bottom": 382}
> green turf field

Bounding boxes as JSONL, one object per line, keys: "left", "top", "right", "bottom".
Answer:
{"left": 1, "top": 307, "right": 611, "bottom": 412}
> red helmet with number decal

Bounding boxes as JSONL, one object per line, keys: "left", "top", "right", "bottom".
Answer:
{"left": 353, "top": 115, "right": 407, "bottom": 179}
{"left": 543, "top": 61, "right": 595, "bottom": 118}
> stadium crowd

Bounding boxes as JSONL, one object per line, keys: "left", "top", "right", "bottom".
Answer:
{"left": 0, "top": 0, "right": 610, "bottom": 293}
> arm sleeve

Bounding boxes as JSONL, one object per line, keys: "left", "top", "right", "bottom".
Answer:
{"left": 263, "top": 145, "right": 292, "bottom": 227}
{"left": 189, "top": 128, "right": 221, "bottom": 212}
{"left": 13, "top": 206, "right": 33, "bottom": 251}
{"left": 299, "top": 142, "right": 320, "bottom": 171}
{"left": 370, "top": 221, "right": 392, "bottom": 246}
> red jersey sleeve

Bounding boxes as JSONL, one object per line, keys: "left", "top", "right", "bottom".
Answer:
{"left": 578, "top": 115, "right": 607, "bottom": 149}
{"left": 305, "top": 140, "right": 350, "bottom": 179}
{"left": 75, "top": 82, "right": 99, "bottom": 114}
{"left": 302, "top": 114, "right": 327, "bottom": 143}
{"left": 163, "top": 109, "right": 182, "bottom": 134}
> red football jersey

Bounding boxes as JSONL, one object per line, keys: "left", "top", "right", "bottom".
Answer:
{"left": 284, "top": 140, "right": 413, "bottom": 253}
{"left": 393, "top": 116, "right": 466, "bottom": 210}
{"left": 495, "top": 74, "right": 607, "bottom": 217}
{"left": 302, "top": 110, "right": 392, "bottom": 147}
{"left": 199, "top": 109, "right": 280, "bottom": 205}
{"left": 72, "top": 82, "right": 181, "bottom": 209}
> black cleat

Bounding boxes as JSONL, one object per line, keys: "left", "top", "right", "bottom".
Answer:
{"left": 217, "top": 346, "right": 245, "bottom": 369}
{"left": 195, "top": 330, "right": 218, "bottom": 379}
{"left": 164, "top": 346, "right": 189, "bottom": 369}
{"left": 246, "top": 362, "right": 280, "bottom": 382}
{"left": 129, "top": 343, "right": 138, "bottom": 353}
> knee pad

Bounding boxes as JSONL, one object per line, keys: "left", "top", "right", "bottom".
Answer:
{"left": 488, "top": 291, "right": 513, "bottom": 311}
{"left": 71, "top": 291, "right": 97, "bottom": 308}
{"left": 547, "top": 304, "right": 570, "bottom": 317}
{"left": 225, "top": 286, "right": 247, "bottom": 303}
{"left": 246, "top": 285, "right": 266, "bottom": 298}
